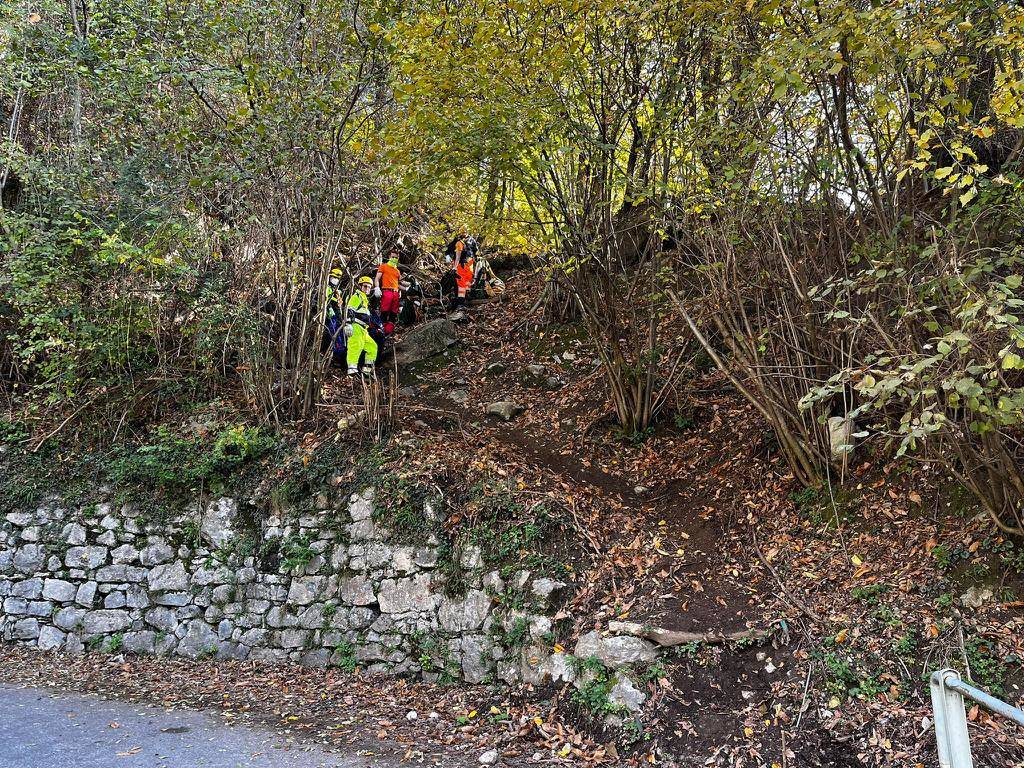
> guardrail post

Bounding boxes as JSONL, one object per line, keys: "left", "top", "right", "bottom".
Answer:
{"left": 930, "top": 669, "right": 974, "bottom": 768}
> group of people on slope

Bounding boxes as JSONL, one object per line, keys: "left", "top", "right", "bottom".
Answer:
{"left": 325, "top": 248, "right": 418, "bottom": 378}
{"left": 325, "top": 235, "right": 503, "bottom": 378}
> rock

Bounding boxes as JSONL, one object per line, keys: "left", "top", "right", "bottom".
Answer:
{"left": 144, "top": 607, "right": 179, "bottom": 633}
{"left": 479, "top": 749, "right": 499, "bottom": 765}
{"left": 82, "top": 610, "right": 132, "bottom": 635}
{"left": 54, "top": 607, "right": 86, "bottom": 631}
{"left": 439, "top": 590, "right": 492, "bottom": 632}
{"left": 348, "top": 517, "right": 378, "bottom": 542}
{"left": 280, "top": 629, "right": 311, "bottom": 649}
{"left": 531, "top": 578, "right": 566, "bottom": 601}
{"left": 42, "top": 579, "right": 77, "bottom": 602}
{"left": 26, "top": 600, "right": 52, "bottom": 617}
{"left": 378, "top": 574, "right": 436, "bottom": 614}
{"left": 486, "top": 362, "right": 507, "bottom": 375}
{"left": 607, "top": 673, "right": 647, "bottom": 712}
{"left": 960, "top": 585, "right": 995, "bottom": 609}
{"left": 574, "top": 631, "right": 657, "bottom": 668}
{"left": 202, "top": 498, "right": 238, "bottom": 548}
{"left": 485, "top": 401, "right": 524, "bottom": 422}
{"left": 459, "top": 545, "right": 483, "bottom": 570}
{"left": 406, "top": 710, "right": 418, "bottom": 721}
{"left": 287, "top": 577, "right": 326, "bottom": 606}
{"left": 543, "top": 652, "right": 576, "bottom": 684}
{"left": 340, "top": 576, "right": 376, "bottom": 606}
{"left": 122, "top": 631, "right": 156, "bottom": 655}
{"left": 110, "top": 544, "right": 139, "bottom": 564}
{"left": 13, "top": 618, "right": 40, "bottom": 640}
{"left": 14, "top": 544, "right": 47, "bottom": 574}
{"left": 828, "top": 416, "right": 855, "bottom": 459}
{"left": 176, "top": 621, "right": 220, "bottom": 658}
{"left": 4, "top": 596, "right": 28, "bottom": 615}
{"left": 96, "top": 565, "right": 147, "bottom": 583}
{"left": 103, "top": 592, "right": 127, "bottom": 609}
{"left": 415, "top": 548, "right": 439, "bottom": 568}
{"left": 65, "top": 546, "right": 107, "bottom": 570}
{"left": 394, "top": 318, "right": 459, "bottom": 366}
{"left": 148, "top": 562, "right": 189, "bottom": 592}
{"left": 349, "top": 489, "right": 375, "bottom": 521}
{"left": 37, "top": 625, "right": 66, "bottom": 651}
{"left": 449, "top": 389, "right": 470, "bottom": 405}
{"left": 62, "top": 523, "right": 87, "bottom": 546}
{"left": 75, "top": 581, "right": 97, "bottom": 607}
{"left": 545, "top": 376, "right": 562, "bottom": 390}
{"left": 139, "top": 541, "right": 174, "bottom": 566}
{"left": 526, "top": 363, "right": 546, "bottom": 378}
{"left": 12, "top": 578, "right": 43, "bottom": 599}
{"left": 460, "top": 635, "right": 491, "bottom": 684}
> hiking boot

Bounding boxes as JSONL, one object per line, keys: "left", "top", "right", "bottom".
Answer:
{"left": 347, "top": 365, "right": 360, "bottom": 376}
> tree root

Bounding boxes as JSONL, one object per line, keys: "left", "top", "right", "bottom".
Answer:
{"left": 607, "top": 620, "right": 764, "bottom": 647}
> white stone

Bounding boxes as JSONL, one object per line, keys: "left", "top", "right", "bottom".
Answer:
{"left": 607, "top": 673, "right": 647, "bottom": 712}
{"left": 439, "top": 590, "right": 492, "bottom": 632}
{"left": 37, "top": 625, "right": 66, "bottom": 651}
{"left": 574, "top": 631, "right": 656, "bottom": 668}
{"left": 201, "top": 498, "right": 238, "bottom": 548}
{"left": 82, "top": 610, "right": 132, "bottom": 634}
{"left": 42, "top": 579, "right": 77, "bottom": 602}
{"left": 148, "top": 562, "right": 189, "bottom": 592}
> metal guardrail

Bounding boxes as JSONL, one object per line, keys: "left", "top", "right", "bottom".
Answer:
{"left": 930, "top": 668, "right": 1024, "bottom": 768}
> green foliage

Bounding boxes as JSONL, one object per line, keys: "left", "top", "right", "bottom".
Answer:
{"left": 851, "top": 583, "right": 891, "bottom": 605}
{"left": 568, "top": 657, "right": 623, "bottom": 717}
{"left": 491, "top": 616, "right": 531, "bottom": 652}
{"left": 279, "top": 534, "right": 315, "bottom": 573}
{"left": 108, "top": 423, "right": 275, "bottom": 507}
{"left": 332, "top": 640, "right": 358, "bottom": 673}
{"left": 964, "top": 636, "right": 1008, "bottom": 695}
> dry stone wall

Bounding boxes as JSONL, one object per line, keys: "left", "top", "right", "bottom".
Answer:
{"left": 0, "top": 488, "right": 574, "bottom": 685}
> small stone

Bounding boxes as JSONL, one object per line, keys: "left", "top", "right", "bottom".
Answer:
{"left": 960, "top": 585, "right": 994, "bottom": 610}
{"left": 406, "top": 711, "right": 418, "bottom": 721}
{"left": 479, "top": 749, "right": 499, "bottom": 765}
{"left": 485, "top": 402, "right": 523, "bottom": 422}
{"left": 607, "top": 673, "right": 647, "bottom": 713}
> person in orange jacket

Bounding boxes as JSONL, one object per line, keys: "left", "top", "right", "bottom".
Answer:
{"left": 454, "top": 248, "right": 475, "bottom": 310}
{"left": 374, "top": 248, "right": 402, "bottom": 336}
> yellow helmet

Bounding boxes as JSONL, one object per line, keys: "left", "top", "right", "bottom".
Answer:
{"left": 358, "top": 276, "right": 373, "bottom": 287}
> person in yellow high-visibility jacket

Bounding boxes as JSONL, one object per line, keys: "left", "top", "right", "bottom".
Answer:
{"left": 345, "top": 276, "right": 378, "bottom": 377}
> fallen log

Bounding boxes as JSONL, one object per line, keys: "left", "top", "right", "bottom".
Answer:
{"left": 607, "top": 620, "right": 764, "bottom": 647}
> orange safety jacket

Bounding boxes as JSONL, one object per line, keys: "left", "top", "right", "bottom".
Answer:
{"left": 377, "top": 261, "right": 400, "bottom": 291}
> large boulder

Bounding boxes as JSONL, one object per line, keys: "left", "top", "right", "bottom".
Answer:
{"left": 393, "top": 319, "right": 458, "bottom": 366}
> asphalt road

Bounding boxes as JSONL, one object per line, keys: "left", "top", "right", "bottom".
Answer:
{"left": 0, "top": 683, "right": 375, "bottom": 768}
